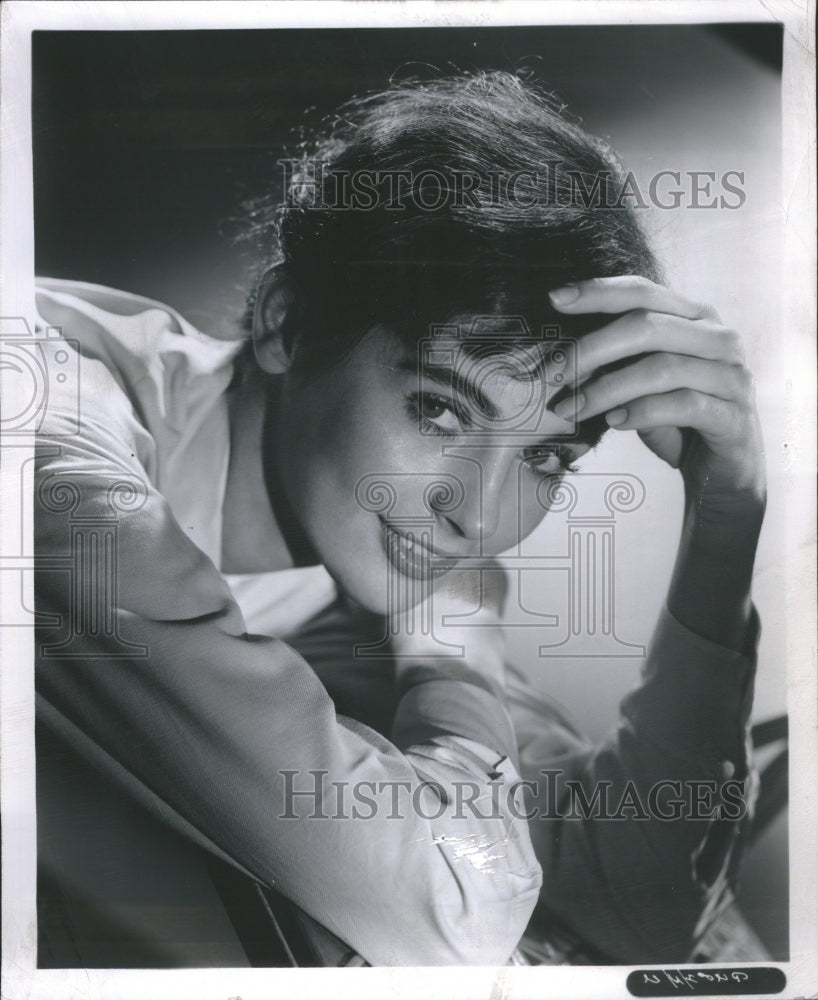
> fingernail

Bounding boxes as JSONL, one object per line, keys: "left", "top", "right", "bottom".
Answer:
{"left": 555, "top": 393, "right": 585, "bottom": 420}
{"left": 606, "top": 408, "right": 628, "bottom": 427}
{"left": 549, "top": 285, "right": 580, "bottom": 306}
{"left": 719, "top": 760, "right": 736, "bottom": 781}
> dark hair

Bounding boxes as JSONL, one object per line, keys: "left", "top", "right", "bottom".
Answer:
{"left": 244, "top": 70, "right": 660, "bottom": 390}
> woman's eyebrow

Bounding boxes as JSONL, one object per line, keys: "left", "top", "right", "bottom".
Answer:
{"left": 397, "top": 359, "right": 500, "bottom": 419}
{"left": 395, "top": 358, "right": 603, "bottom": 449}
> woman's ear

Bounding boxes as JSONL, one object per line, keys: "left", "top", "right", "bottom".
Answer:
{"left": 252, "top": 265, "right": 298, "bottom": 374}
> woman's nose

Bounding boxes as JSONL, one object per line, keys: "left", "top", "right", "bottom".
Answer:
{"left": 431, "top": 451, "right": 510, "bottom": 545}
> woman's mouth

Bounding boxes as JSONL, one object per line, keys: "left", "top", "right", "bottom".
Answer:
{"left": 380, "top": 522, "right": 458, "bottom": 581}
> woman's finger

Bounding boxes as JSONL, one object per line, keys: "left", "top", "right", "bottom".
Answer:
{"left": 555, "top": 353, "right": 754, "bottom": 423}
{"left": 557, "top": 311, "right": 745, "bottom": 387}
{"left": 637, "top": 426, "right": 686, "bottom": 468}
{"left": 549, "top": 275, "right": 719, "bottom": 321}
{"left": 601, "top": 388, "right": 745, "bottom": 445}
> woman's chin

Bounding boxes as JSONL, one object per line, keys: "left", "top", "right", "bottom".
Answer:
{"left": 329, "top": 561, "right": 440, "bottom": 617}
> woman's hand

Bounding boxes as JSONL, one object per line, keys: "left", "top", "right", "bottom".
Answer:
{"left": 549, "top": 275, "right": 766, "bottom": 649}
{"left": 549, "top": 276, "right": 766, "bottom": 518}
{"left": 390, "top": 565, "right": 508, "bottom": 691}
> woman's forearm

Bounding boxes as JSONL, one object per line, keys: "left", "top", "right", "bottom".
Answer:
{"left": 666, "top": 490, "right": 765, "bottom": 651}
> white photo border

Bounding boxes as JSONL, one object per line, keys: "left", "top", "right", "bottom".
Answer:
{"left": 1, "top": 2, "right": 815, "bottom": 999}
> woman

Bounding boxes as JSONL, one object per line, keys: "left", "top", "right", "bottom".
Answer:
{"left": 34, "top": 71, "right": 765, "bottom": 967}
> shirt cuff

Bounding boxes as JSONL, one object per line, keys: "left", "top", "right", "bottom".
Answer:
{"left": 620, "top": 603, "right": 760, "bottom": 778}
{"left": 655, "top": 602, "right": 761, "bottom": 665}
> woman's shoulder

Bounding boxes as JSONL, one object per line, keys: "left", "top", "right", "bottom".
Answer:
{"left": 35, "top": 277, "right": 242, "bottom": 445}
{"left": 35, "top": 277, "right": 242, "bottom": 377}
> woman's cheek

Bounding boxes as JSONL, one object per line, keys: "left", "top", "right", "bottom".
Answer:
{"left": 514, "top": 483, "right": 551, "bottom": 544}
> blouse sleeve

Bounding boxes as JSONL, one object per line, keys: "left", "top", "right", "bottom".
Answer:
{"left": 34, "top": 350, "right": 541, "bottom": 968}
{"left": 506, "top": 607, "right": 759, "bottom": 962}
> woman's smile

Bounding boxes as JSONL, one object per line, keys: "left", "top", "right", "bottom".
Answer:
{"left": 381, "top": 520, "right": 461, "bottom": 581}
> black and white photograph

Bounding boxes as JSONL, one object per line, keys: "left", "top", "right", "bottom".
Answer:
{"left": 1, "top": 3, "right": 815, "bottom": 999}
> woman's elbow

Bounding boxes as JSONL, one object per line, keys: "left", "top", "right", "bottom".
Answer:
{"left": 433, "top": 879, "right": 542, "bottom": 966}
{"left": 384, "top": 837, "right": 543, "bottom": 966}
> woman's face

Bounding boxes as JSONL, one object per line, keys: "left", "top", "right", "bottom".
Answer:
{"left": 272, "top": 324, "right": 593, "bottom": 614}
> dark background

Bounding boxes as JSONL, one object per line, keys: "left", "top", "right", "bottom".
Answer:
{"left": 33, "top": 24, "right": 782, "bottom": 338}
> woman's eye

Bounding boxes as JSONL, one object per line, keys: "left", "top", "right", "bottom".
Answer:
{"left": 522, "top": 446, "right": 577, "bottom": 477}
{"left": 416, "top": 394, "right": 462, "bottom": 434}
